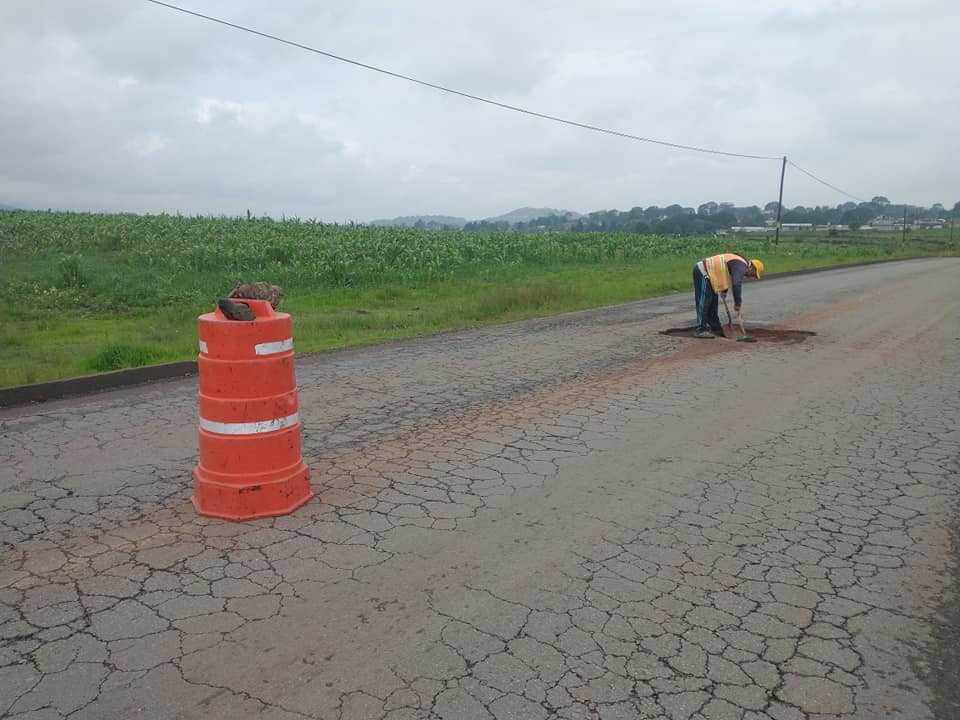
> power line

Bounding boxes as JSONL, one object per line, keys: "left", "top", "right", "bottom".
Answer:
{"left": 786, "top": 160, "right": 866, "bottom": 204}
{"left": 144, "top": 0, "right": 781, "bottom": 161}
{"left": 146, "top": 1, "right": 875, "bottom": 205}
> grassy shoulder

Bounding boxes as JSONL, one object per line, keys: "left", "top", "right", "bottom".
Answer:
{"left": 2, "top": 247, "right": 949, "bottom": 388}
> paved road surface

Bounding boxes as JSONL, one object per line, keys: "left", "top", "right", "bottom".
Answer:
{"left": 1, "top": 258, "right": 958, "bottom": 720}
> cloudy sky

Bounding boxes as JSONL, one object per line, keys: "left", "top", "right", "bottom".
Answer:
{"left": 1, "top": 0, "right": 957, "bottom": 222}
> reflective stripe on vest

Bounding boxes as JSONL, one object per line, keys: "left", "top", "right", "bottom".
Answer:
{"left": 702, "top": 253, "right": 747, "bottom": 292}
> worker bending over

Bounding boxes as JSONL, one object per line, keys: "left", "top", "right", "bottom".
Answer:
{"left": 693, "top": 254, "right": 763, "bottom": 338}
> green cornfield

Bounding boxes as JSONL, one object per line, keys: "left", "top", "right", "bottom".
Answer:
{"left": 2, "top": 211, "right": 736, "bottom": 305}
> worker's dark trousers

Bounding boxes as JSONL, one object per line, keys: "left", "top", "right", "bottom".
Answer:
{"left": 693, "top": 267, "right": 721, "bottom": 332}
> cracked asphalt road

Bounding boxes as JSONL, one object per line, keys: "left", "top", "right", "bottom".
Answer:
{"left": 1, "top": 257, "right": 958, "bottom": 720}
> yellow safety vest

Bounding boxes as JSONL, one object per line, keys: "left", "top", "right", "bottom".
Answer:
{"left": 703, "top": 253, "right": 747, "bottom": 292}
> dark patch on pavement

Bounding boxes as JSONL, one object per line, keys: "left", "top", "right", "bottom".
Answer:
{"left": 662, "top": 326, "right": 817, "bottom": 343}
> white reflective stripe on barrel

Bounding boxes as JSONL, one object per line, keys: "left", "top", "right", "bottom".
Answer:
{"left": 255, "top": 338, "right": 294, "bottom": 355}
{"left": 198, "top": 337, "right": 293, "bottom": 356}
{"left": 199, "top": 412, "right": 300, "bottom": 435}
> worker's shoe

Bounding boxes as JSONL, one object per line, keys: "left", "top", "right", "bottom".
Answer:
{"left": 218, "top": 298, "right": 256, "bottom": 321}
{"left": 711, "top": 326, "right": 726, "bottom": 337}
{"left": 694, "top": 329, "right": 716, "bottom": 338}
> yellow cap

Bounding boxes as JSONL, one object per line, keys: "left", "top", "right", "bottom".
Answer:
{"left": 750, "top": 259, "right": 764, "bottom": 278}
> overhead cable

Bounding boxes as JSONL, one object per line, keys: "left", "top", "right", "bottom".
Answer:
{"left": 146, "top": 1, "right": 873, "bottom": 203}
{"left": 786, "top": 160, "right": 866, "bottom": 204}
{"left": 144, "top": 0, "right": 781, "bottom": 161}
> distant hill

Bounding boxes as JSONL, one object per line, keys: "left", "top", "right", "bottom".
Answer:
{"left": 368, "top": 207, "right": 582, "bottom": 229}
{"left": 0, "top": 202, "right": 20, "bottom": 211}
{"left": 483, "top": 207, "right": 582, "bottom": 224}
{"left": 369, "top": 215, "right": 467, "bottom": 229}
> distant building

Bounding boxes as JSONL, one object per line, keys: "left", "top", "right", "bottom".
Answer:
{"left": 865, "top": 216, "right": 898, "bottom": 231}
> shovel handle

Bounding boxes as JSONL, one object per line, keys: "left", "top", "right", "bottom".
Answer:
{"left": 721, "top": 295, "right": 733, "bottom": 327}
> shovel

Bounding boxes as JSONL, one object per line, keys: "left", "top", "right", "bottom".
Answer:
{"left": 721, "top": 294, "right": 734, "bottom": 334}
{"left": 734, "top": 309, "right": 757, "bottom": 343}
{"left": 722, "top": 294, "right": 757, "bottom": 342}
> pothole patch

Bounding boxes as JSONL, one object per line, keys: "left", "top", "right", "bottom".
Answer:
{"left": 661, "top": 326, "right": 816, "bottom": 344}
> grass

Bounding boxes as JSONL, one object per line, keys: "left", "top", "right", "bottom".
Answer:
{"left": 0, "top": 308, "right": 198, "bottom": 386}
{"left": 1, "top": 210, "right": 956, "bottom": 387}
{"left": 87, "top": 344, "right": 166, "bottom": 373}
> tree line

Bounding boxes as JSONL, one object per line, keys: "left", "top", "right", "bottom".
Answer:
{"left": 462, "top": 197, "right": 959, "bottom": 236}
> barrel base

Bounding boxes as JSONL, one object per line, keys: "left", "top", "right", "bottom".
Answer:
{"left": 192, "top": 461, "right": 312, "bottom": 521}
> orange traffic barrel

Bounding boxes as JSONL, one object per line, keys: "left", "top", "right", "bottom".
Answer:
{"left": 193, "top": 299, "right": 312, "bottom": 520}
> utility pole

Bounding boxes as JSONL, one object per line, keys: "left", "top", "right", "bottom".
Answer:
{"left": 902, "top": 206, "right": 907, "bottom": 246}
{"left": 774, "top": 156, "right": 786, "bottom": 245}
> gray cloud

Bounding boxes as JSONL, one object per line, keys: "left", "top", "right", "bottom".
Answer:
{"left": 1, "top": 0, "right": 957, "bottom": 221}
